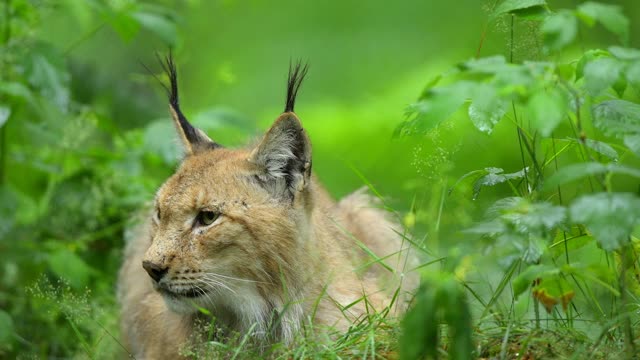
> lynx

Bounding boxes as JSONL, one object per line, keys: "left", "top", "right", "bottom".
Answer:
{"left": 118, "top": 55, "right": 416, "bottom": 358}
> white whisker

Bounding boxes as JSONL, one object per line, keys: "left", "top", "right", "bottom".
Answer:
{"left": 201, "top": 275, "right": 237, "bottom": 294}
{"left": 206, "top": 272, "right": 267, "bottom": 284}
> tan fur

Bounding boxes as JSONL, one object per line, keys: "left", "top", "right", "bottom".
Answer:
{"left": 118, "top": 109, "right": 416, "bottom": 358}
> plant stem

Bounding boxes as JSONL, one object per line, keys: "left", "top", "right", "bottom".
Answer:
{"left": 619, "top": 243, "right": 636, "bottom": 359}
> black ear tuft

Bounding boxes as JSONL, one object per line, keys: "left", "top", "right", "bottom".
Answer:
{"left": 152, "top": 52, "right": 220, "bottom": 154}
{"left": 284, "top": 60, "right": 309, "bottom": 113}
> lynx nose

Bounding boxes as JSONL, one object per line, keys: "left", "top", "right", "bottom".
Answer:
{"left": 142, "top": 260, "right": 168, "bottom": 282}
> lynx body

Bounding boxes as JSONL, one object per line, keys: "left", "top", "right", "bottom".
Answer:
{"left": 118, "top": 57, "right": 415, "bottom": 358}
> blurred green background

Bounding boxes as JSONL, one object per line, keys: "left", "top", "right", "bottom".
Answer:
{"left": 1, "top": 0, "right": 640, "bottom": 357}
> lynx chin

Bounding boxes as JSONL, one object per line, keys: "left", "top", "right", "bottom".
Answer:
{"left": 118, "top": 54, "right": 417, "bottom": 358}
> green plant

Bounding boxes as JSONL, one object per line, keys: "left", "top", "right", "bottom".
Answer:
{"left": 398, "top": 1, "right": 640, "bottom": 358}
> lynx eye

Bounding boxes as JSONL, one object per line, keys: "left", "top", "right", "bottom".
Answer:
{"left": 153, "top": 208, "right": 161, "bottom": 223}
{"left": 196, "top": 211, "right": 220, "bottom": 226}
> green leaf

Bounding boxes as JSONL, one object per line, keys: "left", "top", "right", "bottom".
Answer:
{"left": 47, "top": 248, "right": 93, "bottom": 289}
{"left": 0, "top": 310, "right": 14, "bottom": 348}
{"left": 566, "top": 138, "right": 618, "bottom": 160}
{"left": 0, "top": 81, "right": 36, "bottom": 106}
{"left": 570, "top": 193, "right": 640, "bottom": 251}
{"left": 577, "top": 2, "right": 629, "bottom": 44}
{"left": 25, "top": 44, "right": 71, "bottom": 111}
{"left": 101, "top": 4, "right": 141, "bottom": 41}
{"left": 513, "top": 264, "right": 558, "bottom": 298}
{"left": 459, "top": 55, "right": 510, "bottom": 74}
{"left": 439, "top": 280, "right": 473, "bottom": 360}
{"left": 623, "top": 135, "right": 640, "bottom": 157}
{"left": 555, "top": 63, "right": 575, "bottom": 81}
{"left": 575, "top": 49, "right": 609, "bottom": 80}
{"left": 400, "top": 81, "right": 475, "bottom": 135}
{"left": 503, "top": 201, "right": 567, "bottom": 233}
{"left": 468, "top": 83, "right": 506, "bottom": 134}
{"left": 402, "top": 274, "right": 473, "bottom": 360}
{"left": 132, "top": 11, "right": 177, "bottom": 46}
{"left": 493, "top": 0, "right": 547, "bottom": 18}
{"left": 609, "top": 46, "right": 640, "bottom": 61}
{"left": 401, "top": 283, "right": 438, "bottom": 360}
{"left": 541, "top": 11, "right": 577, "bottom": 53}
{"left": 543, "top": 162, "right": 640, "bottom": 191}
{"left": 626, "top": 61, "right": 640, "bottom": 93}
{"left": 473, "top": 167, "right": 528, "bottom": 199}
{"left": 527, "top": 87, "right": 567, "bottom": 136}
{"left": 0, "top": 106, "right": 9, "bottom": 128}
{"left": 463, "top": 220, "right": 507, "bottom": 235}
{"left": 584, "top": 57, "right": 623, "bottom": 96}
{"left": 593, "top": 100, "right": 640, "bottom": 137}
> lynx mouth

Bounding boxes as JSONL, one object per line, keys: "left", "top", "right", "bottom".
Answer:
{"left": 158, "top": 286, "right": 207, "bottom": 299}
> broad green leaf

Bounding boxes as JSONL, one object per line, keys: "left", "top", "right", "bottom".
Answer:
{"left": 577, "top": 2, "right": 629, "bottom": 44}
{"left": 401, "top": 283, "right": 438, "bottom": 360}
{"left": 46, "top": 248, "right": 93, "bottom": 289}
{"left": 527, "top": 87, "right": 567, "bottom": 136}
{"left": 468, "top": 83, "right": 506, "bottom": 134}
{"left": 593, "top": 100, "right": 640, "bottom": 137}
{"left": 609, "top": 46, "right": 640, "bottom": 61}
{"left": 0, "top": 106, "right": 9, "bottom": 128}
{"left": 624, "top": 135, "right": 640, "bottom": 157}
{"left": 26, "top": 45, "right": 71, "bottom": 111}
{"left": 502, "top": 201, "right": 566, "bottom": 233}
{"left": 485, "top": 197, "right": 523, "bottom": 219}
{"left": 570, "top": 193, "right": 640, "bottom": 251}
{"left": 473, "top": 167, "right": 528, "bottom": 199}
{"left": 543, "top": 162, "right": 640, "bottom": 191}
{"left": 584, "top": 57, "right": 623, "bottom": 96}
{"left": 493, "top": 0, "right": 547, "bottom": 18}
{"left": 513, "top": 264, "right": 558, "bottom": 297}
{"left": 0, "top": 81, "right": 36, "bottom": 106}
{"left": 132, "top": 11, "right": 177, "bottom": 46}
{"left": 400, "top": 81, "right": 476, "bottom": 135}
{"left": 463, "top": 220, "right": 507, "bottom": 235}
{"left": 541, "top": 11, "right": 577, "bottom": 53}
{"left": 101, "top": 4, "right": 141, "bottom": 41}
{"left": 555, "top": 63, "right": 574, "bottom": 81}
{"left": 626, "top": 61, "right": 640, "bottom": 93}
{"left": 0, "top": 310, "right": 13, "bottom": 347}
{"left": 439, "top": 280, "right": 473, "bottom": 360}
{"left": 459, "top": 55, "right": 510, "bottom": 74}
{"left": 575, "top": 49, "right": 609, "bottom": 80}
{"left": 566, "top": 138, "right": 618, "bottom": 160}
{"left": 612, "top": 75, "right": 628, "bottom": 98}
{"left": 520, "top": 236, "right": 547, "bottom": 264}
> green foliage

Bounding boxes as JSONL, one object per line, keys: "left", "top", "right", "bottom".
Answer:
{"left": 397, "top": 0, "right": 640, "bottom": 358}
{"left": 2, "top": 0, "right": 640, "bottom": 358}
{"left": 570, "top": 193, "right": 640, "bottom": 252}
{"left": 401, "top": 255, "right": 473, "bottom": 360}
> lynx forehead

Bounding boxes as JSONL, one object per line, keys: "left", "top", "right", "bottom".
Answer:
{"left": 118, "top": 54, "right": 416, "bottom": 359}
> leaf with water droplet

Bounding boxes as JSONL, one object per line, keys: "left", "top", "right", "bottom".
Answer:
{"left": 468, "top": 84, "right": 506, "bottom": 134}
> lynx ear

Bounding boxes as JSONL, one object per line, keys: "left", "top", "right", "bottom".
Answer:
{"left": 249, "top": 113, "right": 312, "bottom": 199}
{"left": 160, "top": 53, "right": 220, "bottom": 155}
{"left": 249, "top": 61, "right": 311, "bottom": 199}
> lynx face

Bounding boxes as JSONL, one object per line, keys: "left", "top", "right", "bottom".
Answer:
{"left": 140, "top": 57, "right": 311, "bottom": 316}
